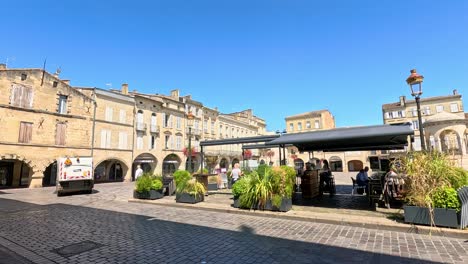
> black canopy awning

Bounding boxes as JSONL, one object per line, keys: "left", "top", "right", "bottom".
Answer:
{"left": 265, "top": 123, "right": 414, "bottom": 152}
{"left": 200, "top": 134, "right": 280, "bottom": 147}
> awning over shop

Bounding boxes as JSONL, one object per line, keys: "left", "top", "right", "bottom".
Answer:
{"left": 265, "top": 123, "right": 414, "bottom": 152}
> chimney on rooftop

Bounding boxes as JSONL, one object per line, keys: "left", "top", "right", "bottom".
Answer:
{"left": 453, "top": 89, "right": 458, "bottom": 95}
{"left": 0, "top": 63, "right": 6, "bottom": 70}
{"left": 62, "top": 80, "right": 70, "bottom": 85}
{"left": 170, "top": 89, "right": 179, "bottom": 99}
{"left": 121, "top": 83, "right": 129, "bottom": 95}
{"left": 399, "top": 96, "right": 406, "bottom": 107}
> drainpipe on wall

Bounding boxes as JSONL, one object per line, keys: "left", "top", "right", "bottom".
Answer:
{"left": 131, "top": 100, "right": 136, "bottom": 181}
{"left": 90, "top": 90, "right": 97, "bottom": 157}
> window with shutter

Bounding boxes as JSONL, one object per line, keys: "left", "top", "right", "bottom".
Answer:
{"left": 450, "top": 103, "right": 458, "bottom": 113}
{"left": 162, "top": 113, "right": 166, "bottom": 128}
{"left": 106, "top": 131, "right": 111, "bottom": 148}
{"left": 119, "top": 132, "right": 127, "bottom": 149}
{"left": 55, "top": 123, "right": 66, "bottom": 145}
{"left": 120, "top": 110, "right": 126, "bottom": 123}
{"left": 105, "top": 107, "right": 113, "bottom": 121}
{"left": 137, "top": 133, "right": 143, "bottom": 150}
{"left": 11, "top": 84, "right": 33, "bottom": 108}
{"left": 18, "top": 122, "right": 33, "bottom": 143}
{"left": 100, "top": 130, "right": 107, "bottom": 148}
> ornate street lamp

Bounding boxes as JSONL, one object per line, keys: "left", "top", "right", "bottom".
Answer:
{"left": 406, "top": 69, "right": 426, "bottom": 151}
{"left": 186, "top": 111, "right": 195, "bottom": 172}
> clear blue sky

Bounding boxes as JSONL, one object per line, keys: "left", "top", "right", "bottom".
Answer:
{"left": 2, "top": 1, "right": 468, "bottom": 132}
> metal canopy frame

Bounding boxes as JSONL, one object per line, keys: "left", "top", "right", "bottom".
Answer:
{"left": 199, "top": 123, "right": 414, "bottom": 171}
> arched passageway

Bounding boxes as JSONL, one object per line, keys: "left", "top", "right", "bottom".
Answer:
{"left": 0, "top": 159, "right": 32, "bottom": 188}
{"left": 43, "top": 161, "right": 57, "bottom": 186}
{"left": 347, "top": 160, "right": 363, "bottom": 172}
{"left": 329, "top": 156, "right": 343, "bottom": 172}
{"left": 163, "top": 154, "right": 181, "bottom": 176}
{"left": 133, "top": 153, "right": 158, "bottom": 179}
{"left": 94, "top": 159, "right": 128, "bottom": 183}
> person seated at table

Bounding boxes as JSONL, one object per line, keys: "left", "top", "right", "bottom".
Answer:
{"left": 356, "top": 168, "right": 369, "bottom": 187}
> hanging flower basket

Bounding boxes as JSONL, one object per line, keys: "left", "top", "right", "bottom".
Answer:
{"left": 182, "top": 147, "right": 198, "bottom": 157}
{"left": 243, "top": 149, "right": 252, "bottom": 160}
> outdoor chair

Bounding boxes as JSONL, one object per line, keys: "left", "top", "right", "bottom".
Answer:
{"left": 162, "top": 175, "right": 176, "bottom": 196}
{"left": 351, "top": 177, "right": 366, "bottom": 195}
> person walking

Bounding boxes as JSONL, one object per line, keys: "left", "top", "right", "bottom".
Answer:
{"left": 135, "top": 165, "right": 143, "bottom": 181}
{"left": 231, "top": 163, "right": 242, "bottom": 185}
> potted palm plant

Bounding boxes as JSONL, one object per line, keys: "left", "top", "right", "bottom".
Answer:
{"left": 134, "top": 173, "right": 164, "bottom": 200}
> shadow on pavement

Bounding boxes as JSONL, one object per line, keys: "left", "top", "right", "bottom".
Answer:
{"left": 0, "top": 198, "right": 438, "bottom": 264}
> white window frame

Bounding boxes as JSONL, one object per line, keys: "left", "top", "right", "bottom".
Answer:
{"left": 436, "top": 105, "right": 444, "bottom": 113}
{"left": 314, "top": 120, "right": 320, "bottom": 129}
{"left": 58, "top": 95, "right": 68, "bottom": 114}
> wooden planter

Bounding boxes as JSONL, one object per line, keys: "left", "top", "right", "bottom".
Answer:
{"left": 207, "top": 183, "right": 218, "bottom": 191}
{"left": 133, "top": 189, "right": 164, "bottom": 200}
{"left": 404, "top": 205, "right": 460, "bottom": 228}
{"left": 176, "top": 193, "right": 204, "bottom": 204}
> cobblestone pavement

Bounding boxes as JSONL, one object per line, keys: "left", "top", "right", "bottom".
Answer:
{"left": 0, "top": 183, "right": 467, "bottom": 264}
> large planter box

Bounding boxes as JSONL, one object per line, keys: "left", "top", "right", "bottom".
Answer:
{"left": 404, "top": 205, "right": 460, "bottom": 228}
{"left": 133, "top": 189, "right": 164, "bottom": 200}
{"left": 207, "top": 183, "right": 218, "bottom": 191}
{"left": 176, "top": 193, "right": 204, "bottom": 204}
{"left": 264, "top": 198, "right": 292, "bottom": 212}
{"left": 237, "top": 197, "right": 292, "bottom": 212}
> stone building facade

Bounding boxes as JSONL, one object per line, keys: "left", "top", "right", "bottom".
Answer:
{"left": 0, "top": 64, "right": 94, "bottom": 188}
{"left": 75, "top": 86, "right": 135, "bottom": 183}
{"left": 382, "top": 91, "right": 468, "bottom": 169}
{"left": 0, "top": 65, "right": 269, "bottom": 188}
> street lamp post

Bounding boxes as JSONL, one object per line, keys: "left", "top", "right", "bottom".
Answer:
{"left": 406, "top": 69, "right": 426, "bottom": 151}
{"left": 187, "top": 111, "right": 195, "bottom": 172}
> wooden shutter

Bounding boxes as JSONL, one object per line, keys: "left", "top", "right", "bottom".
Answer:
{"left": 18, "top": 122, "right": 32, "bottom": 143}
{"left": 106, "top": 131, "right": 111, "bottom": 148}
{"left": 23, "top": 86, "right": 33, "bottom": 108}
{"left": 120, "top": 110, "right": 126, "bottom": 123}
{"left": 100, "top": 130, "right": 107, "bottom": 148}
{"left": 55, "top": 123, "right": 66, "bottom": 145}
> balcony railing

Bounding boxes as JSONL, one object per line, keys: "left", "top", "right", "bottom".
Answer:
{"left": 150, "top": 124, "right": 160, "bottom": 133}
{"left": 136, "top": 122, "right": 147, "bottom": 131}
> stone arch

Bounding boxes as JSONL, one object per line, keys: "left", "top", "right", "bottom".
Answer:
{"left": 439, "top": 129, "right": 462, "bottom": 154}
{"left": 94, "top": 157, "right": 129, "bottom": 183}
{"left": 329, "top": 156, "right": 343, "bottom": 172}
{"left": 347, "top": 160, "right": 363, "bottom": 172}
{"left": 0, "top": 154, "right": 36, "bottom": 188}
{"left": 43, "top": 160, "right": 58, "bottom": 187}
{"left": 162, "top": 154, "right": 181, "bottom": 176}
{"left": 133, "top": 153, "right": 158, "bottom": 175}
